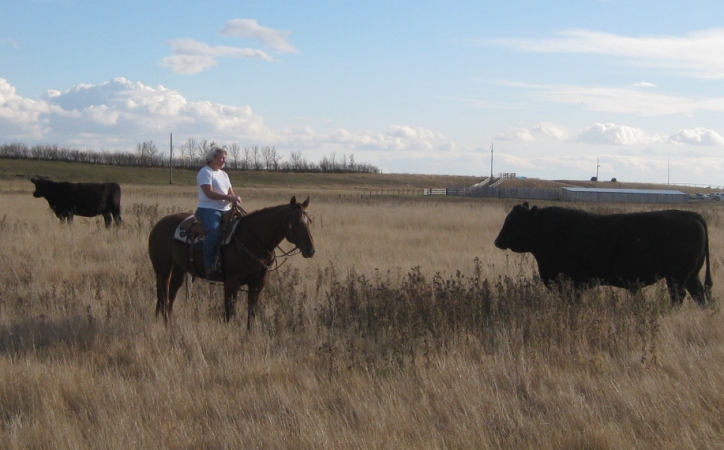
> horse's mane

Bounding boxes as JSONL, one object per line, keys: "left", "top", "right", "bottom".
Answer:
{"left": 244, "top": 203, "right": 289, "bottom": 219}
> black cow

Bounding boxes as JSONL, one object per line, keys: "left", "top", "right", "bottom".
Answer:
{"left": 494, "top": 202, "right": 712, "bottom": 305}
{"left": 31, "top": 177, "right": 122, "bottom": 228}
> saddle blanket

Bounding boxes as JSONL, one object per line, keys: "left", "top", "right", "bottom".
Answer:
{"left": 174, "top": 215, "right": 204, "bottom": 245}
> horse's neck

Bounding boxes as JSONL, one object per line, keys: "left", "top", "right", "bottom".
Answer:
{"left": 242, "top": 206, "right": 287, "bottom": 249}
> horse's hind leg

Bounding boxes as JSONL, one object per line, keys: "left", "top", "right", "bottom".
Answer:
{"left": 155, "top": 272, "right": 172, "bottom": 322}
{"left": 167, "top": 266, "right": 186, "bottom": 319}
{"left": 155, "top": 266, "right": 185, "bottom": 323}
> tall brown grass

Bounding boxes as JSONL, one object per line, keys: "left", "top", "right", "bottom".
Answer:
{"left": 1, "top": 184, "right": 723, "bottom": 449}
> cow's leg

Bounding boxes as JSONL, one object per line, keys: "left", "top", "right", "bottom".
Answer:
{"left": 666, "top": 278, "right": 687, "bottom": 305}
{"left": 684, "top": 276, "right": 709, "bottom": 306}
{"left": 103, "top": 213, "right": 112, "bottom": 228}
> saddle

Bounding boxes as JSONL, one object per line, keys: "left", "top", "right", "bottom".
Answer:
{"left": 175, "top": 208, "right": 245, "bottom": 279}
{"left": 176, "top": 208, "right": 243, "bottom": 243}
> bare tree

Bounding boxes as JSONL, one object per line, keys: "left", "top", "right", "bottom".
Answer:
{"left": 241, "top": 147, "right": 252, "bottom": 170}
{"left": 197, "top": 139, "right": 210, "bottom": 162}
{"left": 178, "top": 138, "right": 197, "bottom": 167}
{"left": 228, "top": 142, "right": 240, "bottom": 169}
{"left": 136, "top": 141, "right": 159, "bottom": 165}
{"left": 261, "top": 145, "right": 282, "bottom": 170}
{"left": 136, "top": 140, "right": 158, "bottom": 157}
{"left": 289, "top": 151, "right": 306, "bottom": 171}
{"left": 251, "top": 146, "right": 262, "bottom": 170}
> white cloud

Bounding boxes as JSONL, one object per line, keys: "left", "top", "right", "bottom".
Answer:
{"left": 0, "top": 78, "right": 53, "bottom": 138}
{"left": 503, "top": 81, "right": 724, "bottom": 116}
{"left": 495, "top": 128, "right": 535, "bottom": 142}
{"left": 220, "top": 19, "right": 299, "bottom": 54}
{"left": 577, "top": 123, "right": 663, "bottom": 145}
{"left": 0, "top": 77, "right": 275, "bottom": 146}
{"left": 632, "top": 82, "right": 658, "bottom": 88}
{"left": 0, "top": 78, "right": 458, "bottom": 159}
{"left": 530, "top": 123, "right": 570, "bottom": 141}
{"left": 495, "top": 123, "right": 570, "bottom": 143}
{"left": 161, "top": 38, "right": 272, "bottom": 75}
{"left": 161, "top": 19, "right": 297, "bottom": 75}
{"left": 316, "top": 125, "right": 453, "bottom": 153}
{"left": 668, "top": 127, "right": 724, "bottom": 145}
{"left": 494, "top": 121, "right": 724, "bottom": 150}
{"left": 485, "top": 28, "right": 724, "bottom": 79}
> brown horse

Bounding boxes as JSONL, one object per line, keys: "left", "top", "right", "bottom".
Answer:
{"left": 148, "top": 196, "right": 315, "bottom": 330}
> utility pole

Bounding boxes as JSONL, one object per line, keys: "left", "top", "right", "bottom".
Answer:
{"left": 596, "top": 158, "right": 600, "bottom": 181}
{"left": 169, "top": 133, "right": 173, "bottom": 184}
{"left": 490, "top": 143, "right": 494, "bottom": 179}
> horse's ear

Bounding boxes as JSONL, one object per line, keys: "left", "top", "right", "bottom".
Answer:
{"left": 301, "top": 197, "right": 309, "bottom": 208}
{"left": 290, "top": 196, "right": 297, "bottom": 207}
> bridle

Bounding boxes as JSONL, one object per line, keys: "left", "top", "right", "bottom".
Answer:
{"left": 230, "top": 206, "right": 311, "bottom": 273}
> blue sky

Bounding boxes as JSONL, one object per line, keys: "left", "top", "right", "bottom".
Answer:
{"left": 4, "top": 0, "right": 724, "bottom": 186}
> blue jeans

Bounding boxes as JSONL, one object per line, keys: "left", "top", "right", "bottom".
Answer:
{"left": 195, "top": 207, "right": 225, "bottom": 269}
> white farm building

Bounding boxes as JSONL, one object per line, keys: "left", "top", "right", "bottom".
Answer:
{"left": 560, "top": 187, "right": 689, "bottom": 204}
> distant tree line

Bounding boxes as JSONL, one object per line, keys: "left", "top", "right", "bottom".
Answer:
{"left": 0, "top": 140, "right": 380, "bottom": 174}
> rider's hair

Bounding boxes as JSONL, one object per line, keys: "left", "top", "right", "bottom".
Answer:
{"left": 205, "top": 146, "right": 227, "bottom": 165}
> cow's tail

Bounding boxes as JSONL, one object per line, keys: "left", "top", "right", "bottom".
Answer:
{"left": 701, "top": 215, "right": 713, "bottom": 302}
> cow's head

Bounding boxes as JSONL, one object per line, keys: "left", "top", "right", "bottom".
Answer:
{"left": 30, "top": 177, "right": 51, "bottom": 198}
{"left": 494, "top": 202, "right": 537, "bottom": 253}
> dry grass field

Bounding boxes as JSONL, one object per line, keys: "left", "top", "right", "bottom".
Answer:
{"left": 1, "top": 176, "right": 724, "bottom": 449}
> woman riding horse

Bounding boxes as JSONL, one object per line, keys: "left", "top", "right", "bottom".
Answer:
{"left": 196, "top": 146, "right": 242, "bottom": 278}
{"left": 148, "top": 196, "right": 315, "bottom": 330}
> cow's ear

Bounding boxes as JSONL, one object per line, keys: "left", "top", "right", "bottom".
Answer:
{"left": 530, "top": 206, "right": 538, "bottom": 216}
{"left": 522, "top": 202, "right": 529, "bottom": 209}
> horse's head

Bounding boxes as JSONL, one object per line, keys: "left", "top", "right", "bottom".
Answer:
{"left": 287, "top": 196, "right": 315, "bottom": 258}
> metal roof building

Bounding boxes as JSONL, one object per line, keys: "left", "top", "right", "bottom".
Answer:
{"left": 560, "top": 187, "right": 689, "bottom": 204}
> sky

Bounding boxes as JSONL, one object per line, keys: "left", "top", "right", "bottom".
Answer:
{"left": 4, "top": 1, "right": 724, "bottom": 186}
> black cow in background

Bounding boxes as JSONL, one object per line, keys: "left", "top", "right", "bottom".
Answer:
{"left": 31, "top": 177, "right": 122, "bottom": 228}
{"left": 494, "top": 202, "right": 712, "bottom": 305}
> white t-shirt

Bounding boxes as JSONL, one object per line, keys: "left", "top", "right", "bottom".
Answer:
{"left": 197, "top": 165, "right": 233, "bottom": 211}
